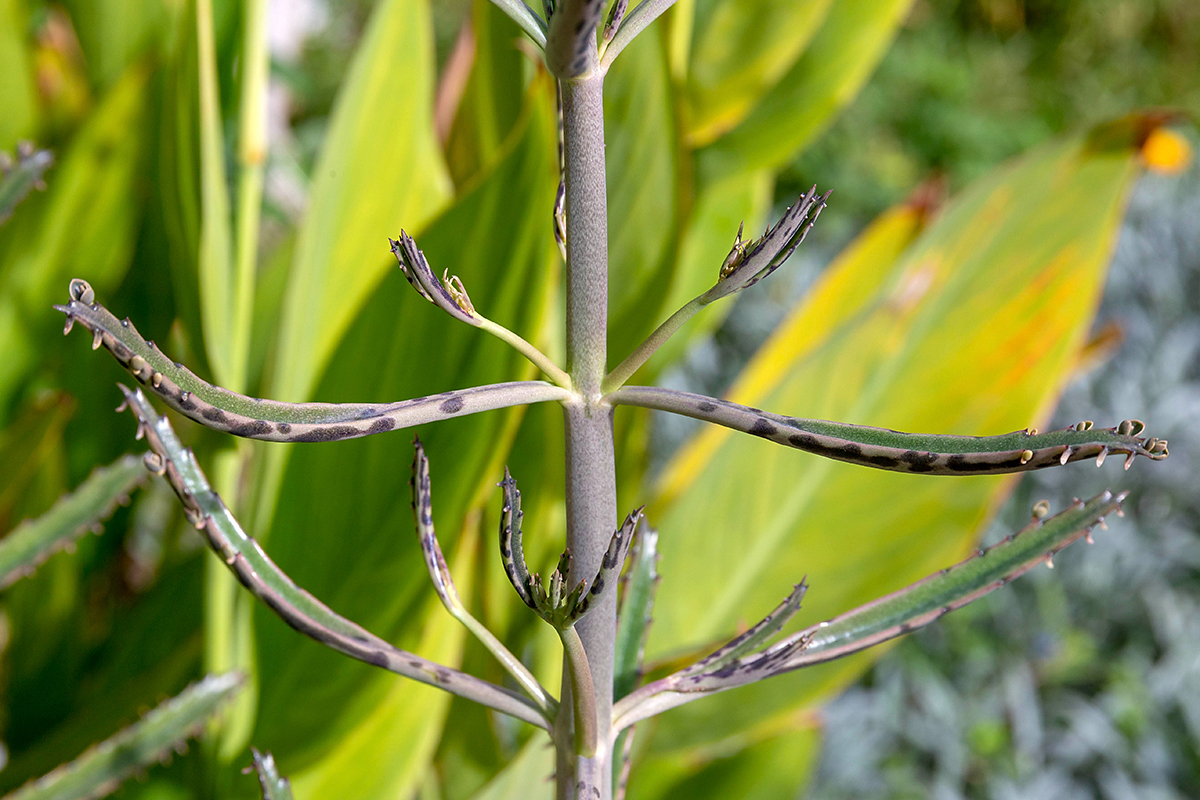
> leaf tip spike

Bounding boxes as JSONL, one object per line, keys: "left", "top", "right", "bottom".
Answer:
{"left": 69, "top": 277, "right": 95, "bottom": 304}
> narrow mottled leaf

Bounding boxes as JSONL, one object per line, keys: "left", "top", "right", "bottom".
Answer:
{"left": 2, "top": 673, "right": 243, "bottom": 800}
{"left": 699, "top": 186, "right": 829, "bottom": 305}
{"left": 617, "top": 492, "right": 1126, "bottom": 726}
{"left": 115, "top": 386, "right": 546, "bottom": 729}
{"left": 680, "top": 580, "right": 806, "bottom": 677}
{"left": 604, "top": 187, "right": 829, "bottom": 391}
{"left": 0, "top": 144, "right": 53, "bottom": 226}
{"left": 58, "top": 279, "right": 568, "bottom": 441}
{"left": 499, "top": 467, "right": 535, "bottom": 609}
{"left": 613, "top": 386, "right": 1166, "bottom": 474}
{"left": 0, "top": 454, "right": 145, "bottom": 590}
{"left": 573, "top": 507, "right": 642, "bottom": 620}
{"left": 412, "top": 438, "right": 462, "bottom": 611}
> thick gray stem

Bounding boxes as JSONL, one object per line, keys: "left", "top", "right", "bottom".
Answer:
{"left": 559, "top": 72, "right": 616, "bottom": 800}
{"left": 562, "top": 77, "right": 608, "bottom": 397}
{"left": 561, "top": 400, "right": 617, "bottom": 798}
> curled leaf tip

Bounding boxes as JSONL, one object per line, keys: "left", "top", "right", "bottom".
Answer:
{"left": 499, "top": 469, "right": 536, "bottom": 610}
{"left": 701, "top": 185, "right": 830, "bottom": 305}
{"left": 518, "top": 506, "right": 646, "bottom": 630}
{"left": 69, "top": 277, "right": 95, "bottom": 304}
{"left": 411, "top": 440, "right": 461, "bottom": 614}
{"left": 390, "top": 231, "right": 480, "bottom": 326}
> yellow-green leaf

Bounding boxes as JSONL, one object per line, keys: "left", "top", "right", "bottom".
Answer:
{"left": 697, "top": 0, "right": 915, "bottom": 181}
{"left": 271, "top": 0, "right": 452, "bottom": 405}
{"left": 0, "top": 0, "right": 37, "bottom": 151}
{"left": 60, "top": 0, "right": 171, "bottom": 91}
{"left": 687, "top": 0, "right": 832, "bottom": 146}
{"left": 629, "top": 717, "right": 820, "bottom": 800}
{"left": 287, "top": 526, "right": 477, "bottom": 800}
{"left": 644, "top": 124, "right": 1145, "bottom": 751}
{"left": 444, "top": 0, "right": 526, "bottom": 187}
{"left": 463, "top": 734, "right": 554, "bottom": 800}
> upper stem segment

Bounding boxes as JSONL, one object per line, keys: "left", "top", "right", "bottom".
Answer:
{"left": 562, "top": 77, "right": 609, "bottom": 397}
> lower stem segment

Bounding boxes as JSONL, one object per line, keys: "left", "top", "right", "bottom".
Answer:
{"left": 558, "top": 400, "right": 617, "bottom": 799}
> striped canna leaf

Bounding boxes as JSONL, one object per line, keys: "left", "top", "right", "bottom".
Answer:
{"left": 614, "top": 490, "right": 1127, "bottom": 729}
{"left": 2, "top": 673, "right": 243, "bottom": 800}
{"left": 0, "top": 454, "right": 145, "bottom": 590}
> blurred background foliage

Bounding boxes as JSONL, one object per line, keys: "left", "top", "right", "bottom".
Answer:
{"left": 0, "top": 0, "right": 1196, "bottom": 798}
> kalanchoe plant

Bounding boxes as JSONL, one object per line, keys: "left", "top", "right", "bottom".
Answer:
{"left": 14, "top": 2, "right": 1176, "bottom": 799}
